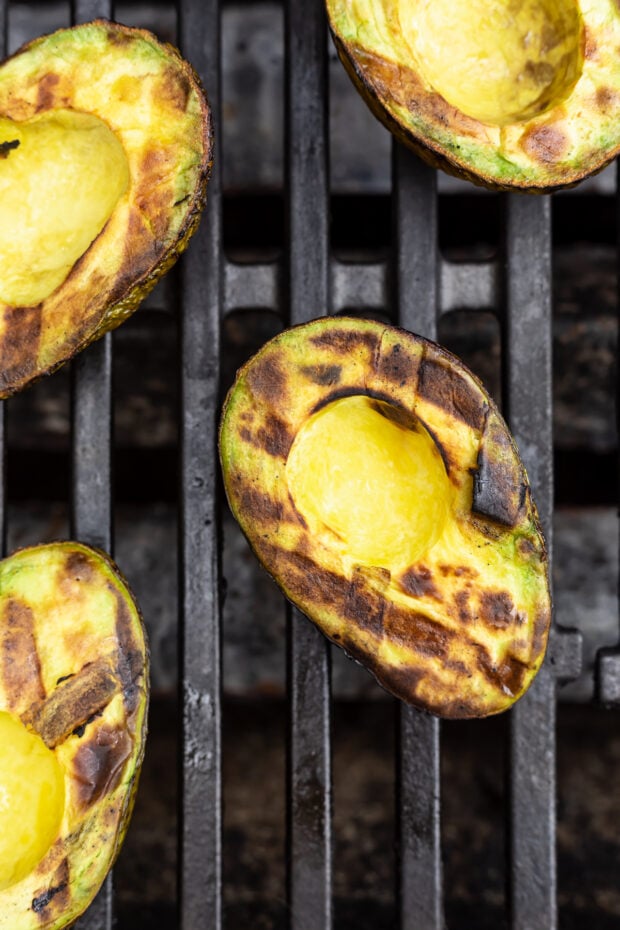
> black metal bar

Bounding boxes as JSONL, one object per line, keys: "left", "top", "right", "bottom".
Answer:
{"left": 178, "top": 1, "right": 223, "bottom": 928}
{"left": 504, "top": 194, "right": 557, "bottom": 930}
{"left": 69, "top": 0, "right": 115, "bottom": 923}
{"left": 392, "top": 144, "right": 443, "bottom": 930}
{"left": 286, "top": 0, "right": 332, "bottom": 927}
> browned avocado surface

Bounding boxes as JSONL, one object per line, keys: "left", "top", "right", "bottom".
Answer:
{"left": 0, "top": 19, "right": 212, "bottom": 397}
{"left": 327, "top": 0, "right": 620, "bottom": 190}
{"left": 0, "top": 542, "right": 149, "bottom": 930}
{"left": 219, "top": 316, "right": 551, "bottom": 718}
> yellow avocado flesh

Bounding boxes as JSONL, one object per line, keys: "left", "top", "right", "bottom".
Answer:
{"left": 0, "top": 109, "right": 129, "bottom": 307}
{"left": 0, "top": 711, "right": 65, "bottom": 891}
{"left": 286, "top": 395, "right": 451, "bottom": 570}
{"left": 398, "top": 0, "right": 583, "bottom": 126}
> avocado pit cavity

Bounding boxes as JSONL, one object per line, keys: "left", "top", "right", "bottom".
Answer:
{"left": 398, "top": 0, "right": 583, "bottom": 125}
{"left": 285, "top": 394, "right": 451, "bottom": 569}
{"left": 0, "top": 110, "right": 129, "bottom": 307}
{"left": 0, "top": 711, "right": 65, "bottom": 891}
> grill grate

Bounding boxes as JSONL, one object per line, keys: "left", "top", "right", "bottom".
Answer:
{"left": 3, "top": 0, "right": 619, "bottom": 927}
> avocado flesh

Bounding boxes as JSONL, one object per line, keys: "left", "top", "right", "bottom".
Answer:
{"left": 0, "top": 542, "right": 149, "bottom": 930}
{"left": 0, "top": 111, "right": 129, "bottom": 307}
{"left": 327, "top": 0, "right": 620, "bottom": 189}
{"left": 220, "top": 316, "right": 552, "bottom": 719}
{"left": 0, "top": 712, "right": 65, "bottom": 891}
{"left": 0, "top": 20, "right": 212, "bottom": 396}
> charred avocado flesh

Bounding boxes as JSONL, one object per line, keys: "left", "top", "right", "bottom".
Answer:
{"left": 219, "top": 317, "right": 551, "bottom": 719}
{"left": 327, "top": 0, "right": 620, "bottom": 189}
{"left": 0, "top": 542, "right": 149, "bottom": 930}
{"left": 0, "top": 19, "right": 212, "bottom": 396}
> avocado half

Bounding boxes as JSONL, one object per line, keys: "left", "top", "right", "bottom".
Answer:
{"left": 327, "top": 0, "right": 620, "bottom": 190}
{"left": 0, "top": 542, "right": 149, "bottom": 930}
{"left": 219, "top": 316, "right": 551, "bottom": 718}
{"left": 0, "top": 20, "right": 211, "bottom": 396}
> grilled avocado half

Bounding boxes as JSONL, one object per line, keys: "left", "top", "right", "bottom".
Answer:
{"left": 0, "top": 19, "right": 211, "bottom": 396}
{"left": 327, "top": 0, "right": 620, "bottom": 190}
{"left": 0, "top": 542, "right": 148, "bottom": 930}
{"left": 219, "top": 316, "right": 551, "bottom": 718}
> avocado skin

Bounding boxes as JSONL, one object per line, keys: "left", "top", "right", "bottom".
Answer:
{"left": 219, "top": 316, "right": 551, "bottom": 719}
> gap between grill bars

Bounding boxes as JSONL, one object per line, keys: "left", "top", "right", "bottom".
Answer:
{"left": 3, "top": 0, "right": 613, "bottom": 927}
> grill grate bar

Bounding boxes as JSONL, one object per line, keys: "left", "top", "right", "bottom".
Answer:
{"left": 178, "top": 0, "right": 223, "bottom": 928}
{"left": 504, "top": 195, "right": 557, "bottom": 930}
{"left": 69, "top": 0, "right": 115, "bottom": 924}
{"left": 392, "top": 144, "right": 443, "bottom": 930}
{"left": 286, "top": 0, "right": 333, "bottom": 926}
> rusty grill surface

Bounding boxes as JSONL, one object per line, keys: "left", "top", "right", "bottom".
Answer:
{"left": 1, "top": 0, "right": 619, "bottom": 928}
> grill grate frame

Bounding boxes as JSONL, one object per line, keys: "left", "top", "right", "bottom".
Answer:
{"left": 4, "top": 0, "right": 618, "bottom": 927}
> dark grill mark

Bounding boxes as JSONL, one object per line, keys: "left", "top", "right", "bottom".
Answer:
{"left": 246, "top": 356, "right": 288, "bottom": 408}
{"left": 384, "top": 605, "right": 452, "bottom": 659}
{"left": 479, "top": 590, "right": 517, "bottom": 629}
{"left": 520, "top": 123, "right": 568, "bottom": 165}
{"left": 300, "top": 363, "right": 342, "bottom": 386}
{"left": 0, "top": 305, "right": 42, "bottom": 390}
{"left": 2, "top": 599, "right": 45, "bottom": 709}
{"left": 160, "top": 65, "right": 192, "bottom": 112}
{"left": 32, "top": 858, "right": 69, "bottom": 919}
{"left": 239, "top": 413, "right": 293, "bottom": 459}
{"left": 309, "top": 327, "right": 379, "bottom": 356}
{"left": 374, "top": 341, "right": 415, "bottom": 386}
{"left": 32, "top": 882, "right": 67, "bottom": 914}
{"left": 417, "top": 354, "right": 487, "bottom": 432}
{"left": 114, "top": 589, "right": 145, "bottom": 717}
{"left": 472, "top": 424, "right": 525, "bottom": 526}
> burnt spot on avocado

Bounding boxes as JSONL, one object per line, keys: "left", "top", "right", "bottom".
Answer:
{"left": 32, "top": 859, "right": 70, "bottom": 918}
{"left": 309, "top": 326, "right": 379, "bottom": 356}
{"left": 417, "top": 353, "right": 488, "bottom": 432}
{"left": 35, "top": 72, "right": 60, "bottom": 112}
{"left": 246, "top": 356, "right": 288, "bottom": 408}
{"left": 476, "top": 648, "right": 530, "bottom": 697}
{"left": 114, "top": 588, "right": 145, "bottom": 717}
{"left": 23, "top": 656, "right": 121, "bottom": 749}
{"left": 520, "top": 123, "right": 568, "bottom": 165}
{"left": 300, "top": 363, "right": 342, "bottom": 386}
{"left": 373, "top": 340, "right": 416, "bottom": 386}
{"left": 73, "top": 724, "right": 133, "bottom": 810}
{"left": 160, "top": 64, "right": 192, "bottom": 113}
{"left": 479, "top": 590, "right": 519, "bottom": 629}
{"left": 63, "top": 548, "right": 96, "bottom": 584}
{"left": 0, "top": 139, "right": 19, "bottom": 158}
{"left": 472, "top": 419, "right": 526, "bottom": 526}
{"left": 399, "top": 566, "right": 442, "bottom": 600}
{"left": 385, "top": 606, "right": 452, "bottom": 659}
{"left": 239, "top": 413, "right": 294, "bottom": 459}
{"left": 2, "top": 598, "right": 45, "bottom": 709}
{"left": 0, "top": 305, "right": 42, "bottom": 389}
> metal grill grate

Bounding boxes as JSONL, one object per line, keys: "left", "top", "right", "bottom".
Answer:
{"left": 2, "top": 0, "right": 619, "bottom": 927}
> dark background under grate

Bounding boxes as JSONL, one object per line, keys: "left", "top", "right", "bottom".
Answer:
{"left": 2, "top": 1, "right": 620, "bottom": 928}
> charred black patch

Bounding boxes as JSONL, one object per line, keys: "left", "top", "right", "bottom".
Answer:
{"left": 2, "top": 598, "right": 45, "bottom": 709}
{"left": 384, "top": 604, "right": 452, "bottom": 658}
{"left": 0, "top": 139, "right": 19, "bottom": 158}
{"left": 439, "top": 564, "right": 477, "bottom": 579}
{"left": 240, "top": 414, "right": 293, "bottom": 459}
{"left": 32, "top": 858, "right": 69, "bottom": 918}
{"left": 479, "top": 590, "right": 517, "bottom": 629}
{"left": 472, "top": 428, "right": 525, "bottom": 526}
{"left": 399, "top": 566, "right": 441, "bottom": 600}
{"left": 417, "top": 355, "right": 487, "bottom": 432}
{"left": 114, "top": 589, "right": 145, "bottom": 717}
{"left": 246, "top": 356, "right": 288, "bottom": 408}
{"left": 73, "top": 724, "right": 133, "bottom": 809}
{"left": 342, "top": 567, "right": 388, "bottom": 637}
{"left": 300, "top": 363, "right": 342, "bottom": 386}
{"left": 309, "top": 327, "right": 379, "bottom": 356}
{"left": 36, "top": 72, "right": 60, "bottom": 111}
{"left": 0, "top": 304, "right": 42, "bottom": 390}
{"left": 374, "top": 342, "right": 414, "bottom": 386}
{"left": 238, "top": 487, "right": 287, "bottom": 526}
